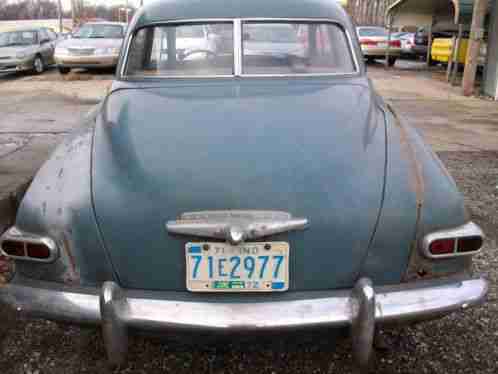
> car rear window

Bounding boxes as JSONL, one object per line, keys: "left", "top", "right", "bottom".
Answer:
{"left": 73, "top": 24, "right": 124, "bottom": 39}
{"left": 124, "top": 20, "right": 356, "bottom": 78}
{"left": 242, "top": 21, "right": 355, "bottom": 75}
{"left": 125, "top": 22, "right": 234, "bottom": 77}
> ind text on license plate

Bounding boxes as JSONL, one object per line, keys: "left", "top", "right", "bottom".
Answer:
{"left": 186, "top": 242, "right": 289, "bottom": 292}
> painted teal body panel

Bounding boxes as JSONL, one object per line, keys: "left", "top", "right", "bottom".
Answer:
{"left": 92, "top": 78, "right": 386, "bottom": 291}
{"left": 361, "top": 102, "right": 468, "bottom": 284}
{"left": 13, "top": 121, "right": 116, "bottom": 286}
{"left": 133, "top": 0, "right": 351, "bottom": 27}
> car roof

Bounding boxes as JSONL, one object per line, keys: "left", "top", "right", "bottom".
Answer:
{"left": 132, "top": 0, "right": 350, "bottom": 29}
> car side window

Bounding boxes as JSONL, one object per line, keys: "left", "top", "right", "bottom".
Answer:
{"left": 47, "top": 29, "right": 57, "bottom": 41}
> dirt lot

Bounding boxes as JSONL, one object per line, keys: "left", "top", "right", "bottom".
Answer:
{"left": 0, "top": 63, "right": 497, "bottom": 374}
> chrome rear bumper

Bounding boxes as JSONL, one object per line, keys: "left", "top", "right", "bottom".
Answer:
{"left": 0, "top": 276, "right": 488, "bottom": 369}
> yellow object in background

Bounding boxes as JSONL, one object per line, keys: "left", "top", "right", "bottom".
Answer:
{"left": 431, "top": 37, "right": 487, "bottom": 65}
{"left": 431, "top": 38, "right": 469, "bottom": 64}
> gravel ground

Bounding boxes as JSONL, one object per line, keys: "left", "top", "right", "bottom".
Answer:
{"left": 0, "top": 151, "right": 497, "bottom": 374}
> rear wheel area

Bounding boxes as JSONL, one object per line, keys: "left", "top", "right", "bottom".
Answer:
{"left": 32, "top": 55, "right": 45, "bottom": 74}
{"left": 58, "top": 67, "right": 71, "bottom": 75}
{"left": 387, "top": 56, "right": 397, "bottom": 67}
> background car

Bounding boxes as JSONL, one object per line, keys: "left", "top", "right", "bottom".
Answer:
{"left": 54, "top": 22, "right": 126, "bottom": 74}
{"left": 243, "top": 23, "right": 306, "bottom": 70}
{"left": 393, "top": 32, "right": 416, "bottom": 57}
{"left": 356, "top": 26, "right": 401, "bottom": 66}
{"left": 173, "top": 24, "right": 219, "bottom": 61}
{"left": 413, "top": 26, "right": 453, "bottom": 61}
{"left": 0, "top": 27, "right": 57, "bottom": 74}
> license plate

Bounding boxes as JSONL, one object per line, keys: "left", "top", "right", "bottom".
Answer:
{"left": 378, "top": 43, "right": 388, "bottom": 48}
{"left": 186, "top": 242, "right": 289, "bottom": 292}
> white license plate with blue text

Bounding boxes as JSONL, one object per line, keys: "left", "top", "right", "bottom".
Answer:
{"left": 186, "top": 242, "right": 289, "bottom": 292}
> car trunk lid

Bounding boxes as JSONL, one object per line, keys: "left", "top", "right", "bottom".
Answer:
{"left": 93, "top": 79, "right": 386, "bottom": 291}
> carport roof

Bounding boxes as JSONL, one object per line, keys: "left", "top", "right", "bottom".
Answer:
{"left": 387, "top": 0, "right": 486, "bottom": 25}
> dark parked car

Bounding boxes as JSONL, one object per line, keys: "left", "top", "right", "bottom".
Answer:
{"left": 413, "top": 26, "right": 453, "bottom": 60}
{"left": 0, "top": 0, "right": 487, "bottom": 372}
{"left": 0, "top": 27, "right": 57, "bottom": 74}
{"left": 393, "top": 32, "right": 416, "bottom": 57}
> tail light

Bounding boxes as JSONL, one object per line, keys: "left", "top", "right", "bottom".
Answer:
{"left": 0, "top": 227, "right": 58, "bottom": 263}
{"left": 2, "top": 240, "right": 25, "bottom": 257}
{"left": 360, "top": 39, "right": 378, "bottom": 46}
{"left": 429, "top": 239, "right": 456, "bottom": 256}
{"left": 422, "top": 222, "right": 484, "bottom": 259}
{"left": 390, "top": 40, "right": 401, "bottom": 48}
{"left": 457, "top": 236, "right": 484, "bottom": 253}
{"left": 26, "top": 242, "right": 52, "bottom": 259}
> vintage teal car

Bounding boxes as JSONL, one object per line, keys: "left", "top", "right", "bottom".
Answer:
{"left": 0, "top": 0, "right": 487, "bottom": 371}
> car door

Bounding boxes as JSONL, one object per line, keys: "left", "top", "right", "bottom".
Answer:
{"left": 38, "top": 29, "right": 54, "bottom": 63}
{"left": 45, "top": 29, "right": 58, "bottom": 64}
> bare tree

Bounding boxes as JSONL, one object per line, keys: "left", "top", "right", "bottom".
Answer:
{"left": 0, "top": 0, "right": 61, "bottom": 20}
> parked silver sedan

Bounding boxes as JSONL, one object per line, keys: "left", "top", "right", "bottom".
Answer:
{"left": 356, "top": 26, "right": 401, "bottom": 66}
{"left": 54, "top": 22, "right": 126, "bottom": 74}
{"left": 0, "top": 28, "right": 57, "bottom": 75}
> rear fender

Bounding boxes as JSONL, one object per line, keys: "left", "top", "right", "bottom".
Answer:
{"left": 11, "top": 110, "right": 116, "bottom": 286}
{"left": 361, "top": 104, "right": 470, "bottom": 284}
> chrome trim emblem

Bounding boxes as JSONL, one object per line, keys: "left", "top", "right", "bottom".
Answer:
{"left": 166, "top": 210, "right": 309, "bottom": 245}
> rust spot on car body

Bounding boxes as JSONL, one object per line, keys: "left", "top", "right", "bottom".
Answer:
{"left": 61, "top": 233, "right": 80, "bottom": 284}
{"left": 388, "top": 104, "right": 425, "bottom": 208}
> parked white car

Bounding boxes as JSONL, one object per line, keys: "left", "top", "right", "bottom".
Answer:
{"left": 356, "top": 26, "right": 401, "bottom": 66}
{"left": 54, "top": 22, "right": 126, "bottom": 74}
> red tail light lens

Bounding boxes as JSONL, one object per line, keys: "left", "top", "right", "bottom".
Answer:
{"left": 457, "top": 236, "right": 483, "bottom": 253}
{"left": 360, "top": 39, "right": 378, "bottom": 46}
{"left": 429, "top": 239, "right": 456, "bottom": 255}
{"left": 26, "top": 242, "right": 51, "bottom": 259}
{"left": 390, "top": 40, "right": 401, "bottom": 48}
{"left": 1, "top": 240, "right": 25, "bottom": 257}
